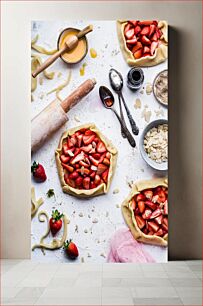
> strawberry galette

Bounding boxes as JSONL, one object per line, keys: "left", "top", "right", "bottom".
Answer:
{"left": 122, "top": 178, "right": 168, "bottom": 246}
{"left": 55, "top": 123, "right": 118, "bottom": 197}
{"left": 117, "top": 20, "right": 168, "bottom": 67}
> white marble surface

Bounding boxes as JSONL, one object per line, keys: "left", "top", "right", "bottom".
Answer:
{"left": 31, "top": 20, "right": 168, "bottom": 263}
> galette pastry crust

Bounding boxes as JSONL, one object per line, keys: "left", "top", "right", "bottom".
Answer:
{"left": 55, "top": 123, "right": 118, "bottom": 198}
{"left": 122, "top": 177, "right": 168, "bottom": 246}
{"left": 117, "top": 20, "right": 168, "bottom": 67}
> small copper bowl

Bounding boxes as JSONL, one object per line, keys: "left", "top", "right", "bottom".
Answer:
{"left": 57, "top": 27, "right": 88, "bottom": 64}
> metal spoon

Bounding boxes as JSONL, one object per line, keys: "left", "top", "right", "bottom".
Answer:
{"left": 99, "top": 86, "right": 136, "bottom": 148}
{"left": 109, "top": 68, "right": 139, "bottom": 135}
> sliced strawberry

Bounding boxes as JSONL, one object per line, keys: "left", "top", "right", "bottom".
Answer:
{"left": 129, "top": 20, "right": 138, "bottom": 27}
{"left": 105, "top": 152, "right": 111, "bottom": 159}
{"left": 138, "top": 20, "right": 153, "bottom": 26}
{"left": 77, "top": 167, "right": 90, "bottom": 176}
{"left": 148, "top": 221, "right": 159, "bottom": 232}
{"left": 150, "top": 41, "right": 158, "bottom": 55}
{"left": 63, "top": 143, "right": 69, "bottom": 155}
{"left": 69, "top": 171, "right": 79, "bottom": 180}
{"left": 138, "top": 201, "right": 145, "bottom": 213}
{"left": 102, "top": 169, "right": 109, "bottom": 183}
{"left": 135, "top": 215, "right": 145, "bottom": 229}
{"left": 80, "top": 144, "right": 92, "bottom": 153}
{"left": 124, "top": 23, "right": 132, "bottom": 35}
{"left": 126, "top": 36, "right": 137, "bottom": 45}
{"left": 148, "top": 230, "right": 154, "bottom": 236}
{"left": 140, "top": 26, "right": 150, "bottom": 36}
{"left": 97, "top": 141, "right": 107, "bottom": 153}
{"left": 143, "top": 52, "right": 151, "bottom": 57}
{"left": 136, "top": 193, "right": 146, "bottom": 202}
{"left": 90, "top": 171, "right": 96, "bottom": 179}
{"left": 133, "top": 49, "right": 142, "bottom": 59}
{"left": 103, "top": 158, "right": 110, "bottom": 166}
{"left": 153, "top": 20, "right": 158, "bottom": 26}
{"left": 84, "top": 130, "right": 95, "bottom": 136}
{"left": 89, "top": 156, "right": 100, "bottom": 167}
{"left": 142, "top": 208, "right": 152, "bottom": 220}
{"left": 156, "top": 190, "right": 167, "bottom": 203}
{"left": 75, "top": 176, "right": 83, "bottom": 187}
{"left": 60, "top": 155, "right": 70, "bottom": 163}
{"left": 151, "top": 32, "right": 158, "bottom": 41}
{"left": 141, "top": 35, "right": 151, "bottom": 45}
{"left": 83, "top": 135, "right": 95, "bottom": 145}
{"left": 162, "top": 223, "right": 168, "bottom": 232}
{"left": 154, "top": 228, "right": 164, "bottom": 236}
{"left": 98, "top": 153, "right": 106, "bottom": 164}
{"left": 156, "top": 29, "right": 162, "bottom": 39}
{"left": 83, "top": 177, "right": 90, "bottom": 189}
{"left": 79, "top": 160, "right": 90, "bottom": 168}
{"left": 61, "top": 163, "right": 74, "bottom": 173}
{"left": 143, "top": 46, "right": 150, "bottom": 53}
{"left": 150, "top": 208, "right": 162, "bottom": 219}
{"left": 68, "top": 136, "right": 77, "bottom": 148}
{"left": 131, "top": 198, "right": 137, "bottom": 210}
{"left": 142, "top": 228, "right": 148, "bottom": 235}
{"left": 149, "top": 24, "right": 156, "bottom": 37}
{"left": 134, "top": 25, "right": 142, "bottom": 35}
{"left": 91, "top": 153, "right": 101, "bottom": 160}
{"left": 76, "top": 134, "right": 83, "bottom": 147}
{"left": 145, "top": 200, "right": 157, "bottom": 210}
{"left": 90, "top": 181, "right": 96, "bottom": 189}
{"left": 94, "top": 174, "right": 101, "bottom": 186}
{"left": 132, "top": 41, "right": 142, "bottom": 53}
{"left": 143, "top": 190, "right": 153, "bottom": 200}
{"left": 155, "top": 214, "right": 163, "bottom": 225}
{"left": 97, "top": 164, "right": 108, "bottom": 175}
{"left": 164, "top": 200, "right": 168, "bottom": 215}
{"left": 67, "top": 178, "right": 76, "bottom": 188}
{"left": 134, "top": 207, "right": 139, "bottom": 215}
{"left": 163, "top": 217, "right": 168, "bottom": 226}
{"left": 70, "top": 151, "right": 85, "bottom": 164}
{"left": 125, "top": 28, "right": 135, "bottom": 40}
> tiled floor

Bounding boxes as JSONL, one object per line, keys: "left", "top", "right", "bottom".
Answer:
{"left": 1, "top": 260, "right": 202, "bottom": 305}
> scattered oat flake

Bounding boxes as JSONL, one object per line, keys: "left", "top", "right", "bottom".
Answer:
{"left": 141, "top": 108, "right": 152, "bottom": 123}
{"left": 31, "top": 94, "right": 34, "bottom": 102}
{"left": 140, "top": 90, "right": 144, "bottom": 94}
{"left": 39, "top": 76, "right": 43, "bottom": 85}
{"left": 75, "top": 225, "right": 78, "bottom": 233}
{"left": 79, "top": 212, "right": 84, "bottom": 217}
{"left": 134, "top": 98, "right": 142, "bottom": 109}
{"left": 87, "top": 253, "right": 91, "bottom": 257}
{"left": 92, "top": 218, "right": 98, "bottom": 224}
{"left": 155, "top": 109, "right": 164, "bottom": 117}
{"left": 88, "top": 214, "right": 91, "bottom": 218}
{"left": 74, "top": 115, "right": 80, "bottom": 122}
{"left": 113, "top": 188, "right": 120, "bottom": 194}
{"left": 57, "top": 72, "right": 62, "bottom": 78}
{"left": 81, "top": 257, "right": 85, "bottom": 263}
{"left": 84, "top": 229, "right": 88, "bottom": 233}
{"left": 100, "top": 253, "right": 106, "bottom": 258}
{"left": 146, "top": 83, "right": 153, "bottom": 95}
{"left": 106, "top": 211, "right": 109, "bottom": 217}
{"left": 39, "top": 92, "right": 44, "bottom": 99}
{"left": 116, "top": 204, "right": 120, "bottom": 208}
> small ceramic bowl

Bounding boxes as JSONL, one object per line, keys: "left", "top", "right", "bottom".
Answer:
{"left": 57, "top": 27, "right": 88, "bottom": 64}
{"left": 139, "top": 119, "right": 168, "bottom": 171}
{"left": 153, "top": 69, "right": 168, "bottom": 107}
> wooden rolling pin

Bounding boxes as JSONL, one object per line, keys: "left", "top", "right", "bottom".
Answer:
{"left": 31, "top": 78, "right": 96, "bottom": 153}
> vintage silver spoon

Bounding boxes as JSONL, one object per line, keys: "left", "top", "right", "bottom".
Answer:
{"left": 99, "top": 86, "right": 136, "bottom": 148}
{"left": 109, "top": 68, "right": 139, "bottom": 135}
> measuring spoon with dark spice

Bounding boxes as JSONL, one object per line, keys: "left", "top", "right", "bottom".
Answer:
{"left": 99, "top": 86, "right": 136, "bottom": 148}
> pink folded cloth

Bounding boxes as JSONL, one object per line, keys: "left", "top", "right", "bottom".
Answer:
{"left": 107, "top": 228, "right": 155, "bottom": 263}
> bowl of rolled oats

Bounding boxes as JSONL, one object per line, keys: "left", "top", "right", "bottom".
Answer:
{"left": 140, "top": 119, "right": 168, "bottom": 171}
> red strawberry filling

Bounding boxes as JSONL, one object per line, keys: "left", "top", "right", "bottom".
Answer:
{"left": 123, "top": 20, "right": 163, "bottom": 60}
{"left": 60, "top": 129, "right": 111, "bottom": 190}
{"left": 131, "top": 186, "right": 168, "bottom": 237}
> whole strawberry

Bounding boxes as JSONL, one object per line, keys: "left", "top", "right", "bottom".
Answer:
{"left": 49, "top": 210, "right": 63, "bottom": 236}
{"left": 64, "top": 239, "right": 79, "bottom": 260}
{"left": 31, "top": 161, "right": 47, "bottom": 182}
